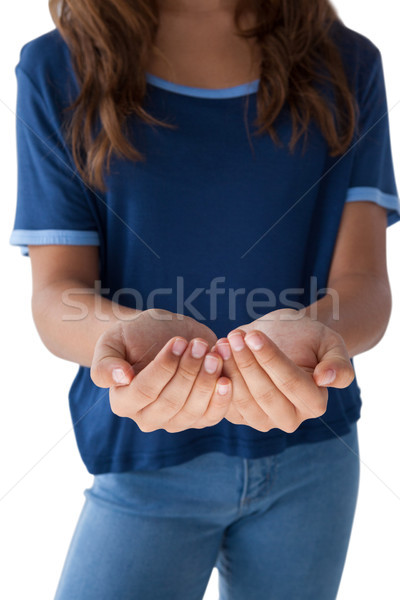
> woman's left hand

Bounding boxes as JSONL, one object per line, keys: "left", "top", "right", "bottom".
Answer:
{"left": 214, "top": 308, "right": 355, "bottom": 432}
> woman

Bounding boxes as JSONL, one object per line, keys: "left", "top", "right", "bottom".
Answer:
{"left": 9, "top": 0, "right": 399, "bottom": 598}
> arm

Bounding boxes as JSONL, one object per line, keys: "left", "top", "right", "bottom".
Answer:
{"left": 29, "top": 244, "right": 217, "bottom": 386}
{"left": 216, "top": 200, "right": 390, "bottom": 431}
{"left": 29, "top": 245, "right": 140, "bottom": 369}
{"left": 302, "top": 201, "right": 392, "bottom": 359}
{"left": 29, "top": 244, "right": 230, "bottom": 431}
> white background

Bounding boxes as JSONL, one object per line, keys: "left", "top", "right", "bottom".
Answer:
{"left": 1, "top": 1, "right": 399, "bottom": 598}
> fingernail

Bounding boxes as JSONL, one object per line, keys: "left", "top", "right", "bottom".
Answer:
{"left": 217, "top": 382, "right": 230, "bottom": 396}
{"left": 112, "top": 368, "right": 130, "bottom": 385}
{"left": 204, "top": 354, "right": 219, "bottom": 374}
{"left": 228, "top": 333, "right": 245, "bottom": 351}
{"left": 191, "top": 339, "right": 208, "bottom": 359}
{"left": 216, "top": 342, "right": 231, "bottom": 360}
{"left": 320, "top": 369, "right": 336, "bottom": 385}
{"left": 245, "top": 333, "right": 264, "bottom": 351}
{"left": 172, "top": 338, "right": 187, "bottom": 356}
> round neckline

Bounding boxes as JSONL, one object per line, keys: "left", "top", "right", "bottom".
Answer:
{"left": 145, "top": 71, "right": 260, "bottom": 99}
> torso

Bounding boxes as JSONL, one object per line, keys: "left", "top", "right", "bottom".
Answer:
{"left": 146, "top": 7, "right": 262, "bottom": 88}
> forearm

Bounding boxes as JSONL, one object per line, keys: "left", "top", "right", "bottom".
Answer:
{"left": 302, "top": 273, "right": 392, "bottom": 359}
{"left": 32, "top": 279, "right": 141, "bottom": 368}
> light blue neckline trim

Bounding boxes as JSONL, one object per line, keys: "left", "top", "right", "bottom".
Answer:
{"left": 345, "top": 186, "right": 400, "bottom": 227}
{"left": 145, "top": 72, "right": 260, "bottom": 99}
{"left": 10, "top": 229, "right": 101, "bottom": 256}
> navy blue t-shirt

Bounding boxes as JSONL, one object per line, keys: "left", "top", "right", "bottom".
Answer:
{"left": 10, "top": 24, "right": 400, "bottom": 473}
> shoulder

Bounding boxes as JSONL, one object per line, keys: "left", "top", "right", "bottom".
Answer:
{"left": 328, "top": 21, "right": 384, "bottom": 102}
{"left": 329, "top": 20, "right": 381, "bottom": 65}
{"left": 15, "top": 29, "right": 77, "bottom": 101}
{"left": 17, "top": 28, "right": 71, "bottom": 73}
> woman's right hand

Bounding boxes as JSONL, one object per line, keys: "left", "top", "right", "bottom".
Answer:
{"left": 90, "top": 308, "right": 217, "bottom": 388}
{"left": 108, "top": 336, "right": 232, "bottom": 432}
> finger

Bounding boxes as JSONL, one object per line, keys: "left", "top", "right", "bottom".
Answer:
{"left": 223, "top": 402, "right": 249, "bottom": 425}
{"left": 137, "top": 338, "right": 209, "bottom": 427}
{"left": 169, "top": 352, "right": 225, "bottom": 430}
{"left": 120, "top": 336, "right": 188, "bottom": 417}
{"left": 312, "top": 336, "right": 355, "bottom": 389}
{"left": 215, "top": 337, "right": 272, "bottom": 430}
{"left": 91, "top": 324, "right": 135, "bottom": 388}
{"left": 191, "top": 376, "right": 233, "bottom": 429}
{"left": 228, "top": 331, "right": 299, "bottom": 431}
{"left": 243, "top": 330, "right": 328, "bottom": 421}
{"left": 215, "top": 341, "right": 247, "bottom": 425}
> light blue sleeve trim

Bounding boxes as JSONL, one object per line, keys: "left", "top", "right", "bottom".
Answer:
{"left": 9, "top": 229, "right": 101, "bottom": 257}
{"left": 345, "top": 187, "right": 400, "bottom": 227}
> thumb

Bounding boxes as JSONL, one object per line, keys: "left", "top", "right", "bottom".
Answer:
{"left": 91, "top": 358, "right": 135, "bottom": 389}
{"left": 313, "top": 345, "right": 355, "bottom": 389}
{"left": 90, "top": 327, "right": 135, "bottom": 389}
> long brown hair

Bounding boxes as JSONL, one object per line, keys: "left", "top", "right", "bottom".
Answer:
{"left": 49, "top": 0, "right": 358, "bottom": 193}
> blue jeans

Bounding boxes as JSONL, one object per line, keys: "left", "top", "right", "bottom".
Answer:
{"left": 54, "top": 423, "right": 359, "bottom": 600}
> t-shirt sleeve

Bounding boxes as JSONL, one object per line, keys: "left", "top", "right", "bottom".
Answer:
{"left": 9, "top": 61, "right": 101, "bottom": 257}
{"left": 345, "top": 48, "right": 400, "bottom": 227}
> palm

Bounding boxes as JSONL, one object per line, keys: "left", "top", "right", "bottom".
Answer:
{"left": 119, "top": 310, "right": 218, "bottom": 374}
{"left": 239, "top": 309, "right": 324, "bottom": 374}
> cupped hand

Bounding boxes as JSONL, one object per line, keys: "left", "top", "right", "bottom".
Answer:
{"left": 235, "top": 308, "right": 354, "bottom": 388}
{"left": 91, "top": 306, "right": 354, "bottom": 435}
{"left": 214, "top": 309, "right": 354, "bottom": 432}
{"left": 108, "top": 336, "right": 231, "bottom": 432}
{"left": 90, "top": 308, "right": 217, "bottom": 389}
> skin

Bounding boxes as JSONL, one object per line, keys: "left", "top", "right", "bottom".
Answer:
{"left": 148, "top": 0, "right": 262, "bottom": 89}
{"left": 29, "top": 3, "right": 392, "bottom": 434}
{"left": 90, "top": 308, "right": 218, "bottom": 385}
{"left": 108, "top": 336, "right": 231, "bottom": 433}
{"left": 214, "top": 309, "right": 354, "bottom": 429}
